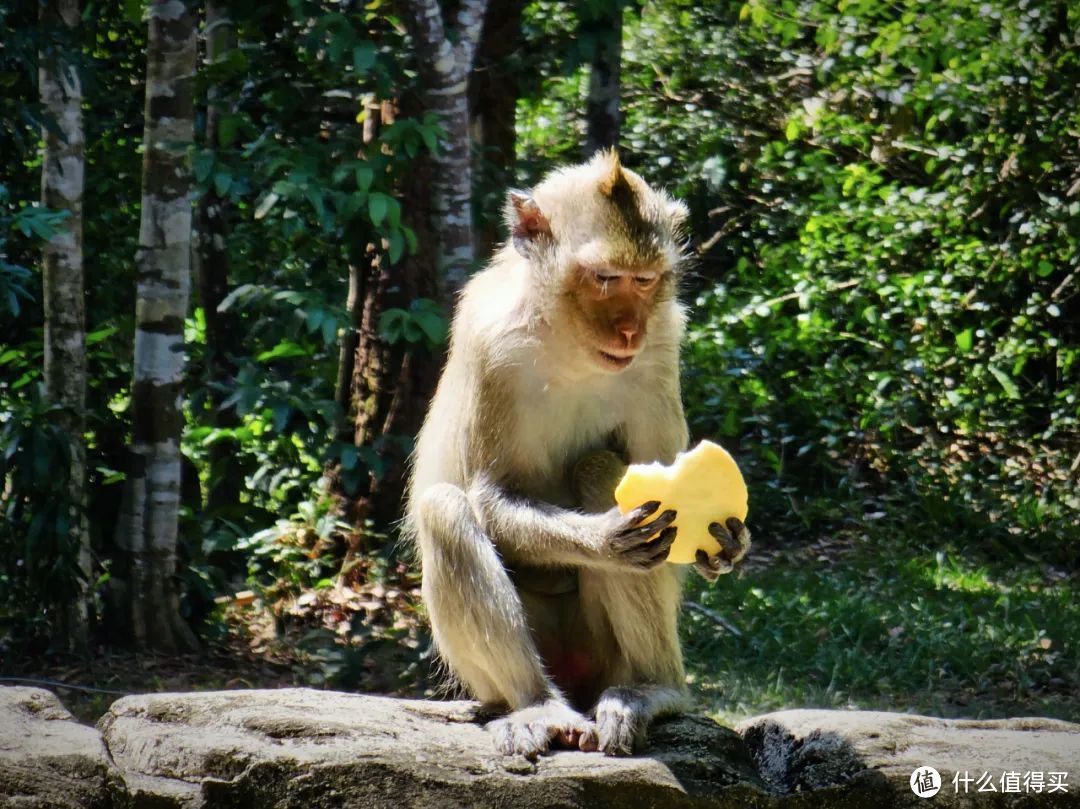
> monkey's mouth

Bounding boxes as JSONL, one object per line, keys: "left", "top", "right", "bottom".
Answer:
{"left": 596, "top": 350, "right": 636, "bottom": 371}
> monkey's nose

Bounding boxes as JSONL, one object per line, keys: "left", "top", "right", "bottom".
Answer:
{"left": 618, "top": 326, "right": 637, "bottom": 345}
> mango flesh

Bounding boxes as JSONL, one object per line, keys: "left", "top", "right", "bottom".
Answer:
{"left": 613, "top": 440, "right": 748, "bottom": 565}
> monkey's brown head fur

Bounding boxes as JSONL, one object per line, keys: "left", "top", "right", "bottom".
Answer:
{"left": 506, "top": 150, "right": 689, "bottom": 375}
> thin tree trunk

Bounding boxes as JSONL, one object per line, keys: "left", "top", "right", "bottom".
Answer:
{"left": 332, "top": 100, "right": 439, "bottom": 556}
{"left": 402, "top": 0, "right": 489, "bottom": 292}
{"left": 196, "top": 0, "right": 241, "bottom": 515}
{"left": 119, "top": 0, "right": 198, "bottom": 653}
{"left": 40, "top": 0, "right": 90, "bottom": 652}
{"left": 469, "top": 0, "right": 522, "bottom": 259}
{"left": 583, "top": 0, "right": 623, "bottom": 156}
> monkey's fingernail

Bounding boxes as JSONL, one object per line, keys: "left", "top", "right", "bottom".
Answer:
{"left": 726, "top": 517, "right": 744, "bottom": 534}
{"left": 639, "top": 500, "right": 661, "bottom": 514}
{"left": 659, "top": 509, "right": 676, "bottom": 521}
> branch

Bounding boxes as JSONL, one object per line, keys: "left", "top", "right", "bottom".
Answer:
{"left": 684, "top": 601, "right": 743, "bottom": 637}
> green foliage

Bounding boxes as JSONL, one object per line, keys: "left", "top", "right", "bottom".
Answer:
{"left": 565, "top": 0, "right": 1080, "bottom": 556}
{"left": 0, "top": 185, "right": 70, "bottom": 320}
{"left": 238, "top": 498, "right": 348, "bottom": 591}
{"left": 0, "top": 384, "right": 84, "bottom": 636}
{"left": 379, "top": 298, "right": 448, "bottom": 349}
{"left": 178, "top": 0, "right": 429, "bottom": 535}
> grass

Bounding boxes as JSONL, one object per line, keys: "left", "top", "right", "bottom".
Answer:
{"left": 682, "top": 529, "right": 1080, "bottom": 725}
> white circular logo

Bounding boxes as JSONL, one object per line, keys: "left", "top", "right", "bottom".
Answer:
{"left": 910, "top": 766, "right": 942, "bottom": 798}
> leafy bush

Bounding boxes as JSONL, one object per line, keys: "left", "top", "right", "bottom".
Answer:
{"left": 605, "top": 0, "right": 1080, "bottom": 555}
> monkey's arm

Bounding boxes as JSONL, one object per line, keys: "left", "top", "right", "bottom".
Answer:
{"left": 468, "top": 475, "right": 676, "bottom": 571}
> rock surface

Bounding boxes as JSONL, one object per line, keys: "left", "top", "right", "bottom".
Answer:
{"left": 740, "top": 710, "right": 1080, "bottom": 807}
{"left": 97, "top": 689, "right": 763, "bottom": 808}
{"left": 0, "top": 687, "right": 113, "bottom": 809}
{"left": 2, "top": 686, "right": 1079, "bottom": 808}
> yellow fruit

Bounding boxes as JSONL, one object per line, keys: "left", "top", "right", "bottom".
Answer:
{"left": 613, "top": 440, "right": 748, "bottom": 565}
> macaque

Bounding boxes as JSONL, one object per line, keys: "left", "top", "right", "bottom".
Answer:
{"left": 406, "top": 151, "right": 750, "bottom": 758}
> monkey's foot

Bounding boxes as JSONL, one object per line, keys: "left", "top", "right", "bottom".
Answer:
{"left": 487, "top": 700, "right": 598, "bottom": 758}
{"left": 595, "top": 687, "right": 648, "bottom": 756}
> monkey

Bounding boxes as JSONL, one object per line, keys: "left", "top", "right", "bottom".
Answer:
{"left": 405, "top": 151, "right": 751, "bottom": 759}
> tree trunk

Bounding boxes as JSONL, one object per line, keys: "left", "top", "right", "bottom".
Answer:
{"left": 402, "top": 0, "right": 489, "bottom": 292}
{"left": 332, "top": 101, "right": 439, "bottom": 557}
{"left": 469, "top": 0, "right": 522, "bottom": 259}
{"left": 118, "top": 0, "right": 198, "bottom": 653}
{"left": 39, "top": 0, "right": 90, "bottom": 652}
{"left": 196, "top": 0, "right": 241, "bottom": 516}
{"left": 582, "top": 0, "right": 623, "bottom": 156}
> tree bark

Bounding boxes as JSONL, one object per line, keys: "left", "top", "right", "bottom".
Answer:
{"left": 196, "top": 0, "right": 241, "bottom": 516}
{"left": 118, "top": 0, "right": 198, "bottom": 653}
{"left": 582, "top": 0, "right": 624, "bottom": 156}
{"left": 39, "top": 0, "right": 90, "bottom": 652}
{"left": 401, "top": 0, "right": 489, "bottom": 292}
{"left": 332, "top": 101, "right": 439, "bottom": 554}
{"left": 469, "top": 0, "right": 522, "bottom": 260}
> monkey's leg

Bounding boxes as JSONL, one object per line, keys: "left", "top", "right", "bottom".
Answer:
{"left": 415, "top": 482, "right": 597, "bottom": 757}
{"left": 580, "top": 566, "right": 690, "bottom": 756}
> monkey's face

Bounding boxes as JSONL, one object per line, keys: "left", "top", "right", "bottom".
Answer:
{"left": 508, "top": 151, "right": 688, "bottom": 375}
{"left": 564, "top": 264, "right": 668, "bottom": 373}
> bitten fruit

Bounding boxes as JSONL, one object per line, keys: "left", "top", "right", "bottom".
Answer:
{"left": 614, "top": 440, "right": 748, "bottom": 564}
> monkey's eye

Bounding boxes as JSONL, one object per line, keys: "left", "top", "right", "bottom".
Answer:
{"left": 595, "top": 272, "right": 620, "bottom": 284}
{"left": 634, "top": 276, "right": 659, "bottom": 289}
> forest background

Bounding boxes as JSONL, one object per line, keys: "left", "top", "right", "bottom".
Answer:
{"left": 1, "top": 0, "right": 1078, "bottom": 725}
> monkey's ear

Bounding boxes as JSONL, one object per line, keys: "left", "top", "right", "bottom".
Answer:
{"left": 597, "top": 150, "right": 629, "bottom": 198}
{"left": 508, "top": 191, "right": 552, "bottom": 258}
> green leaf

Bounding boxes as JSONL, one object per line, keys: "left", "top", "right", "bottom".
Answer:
{"left": 257, "top": 341, "right": 310, "bottom": 362}
{"left": 378, "top": 309, "right": 406, "bottom": 343}
{"left": 412, "top": 309, "right": 448, "bottom": 346}
{"left": 369, "top": 192, "right": 391, "bottom": 226}
{"left": 385, "top": 197, "right": 401, "bottom": 229}
{"left": 388, "top": 230, "right": 404, "bottom": 264}
{"left": 353, "top": 42, "right": 376, "bottom": 73}
{"left": 988, "top": 366, "right": 1020, "bottom": 400}
{"left": 321, "top": 316, "right": 337, "bottom": 345}
{"left": 954, "top": 328, "right": 973, "bottom": 353}
{"left": 1036, "top": 260, "right": 1054, "bottom": 277}
{"left": 194, "top": 151, "right": 215, "bottom": 183}
{"left": 340, "top": 444, "right": 359, "bottom": 470}
{"left": 355, "top": 166, "right": 374, "bottom": 191}
{"left": 272, "top": 406, "right": 290, "bottom": 433}
{"left": 420, "top": 125, "right": 439, "bottom": 156}
{"left": 213, "top": 168, "right": 233, "bottom": 196}
{"left": 218, "top": 114, "right": 241, "bottom": 147}
{"left": 123, "top": 0, "right": 143, "bottom": 24}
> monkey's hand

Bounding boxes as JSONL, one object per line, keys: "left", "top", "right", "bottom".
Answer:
{"left": 694, "top": 518, "right": 751, "bottom": 581}
{"left": 596, "top": 501, "right": 678, "bottom": 571}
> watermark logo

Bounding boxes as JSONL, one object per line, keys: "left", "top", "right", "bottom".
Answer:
{"left": 911, "top": 766, "right": 942, "bottom": 798}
